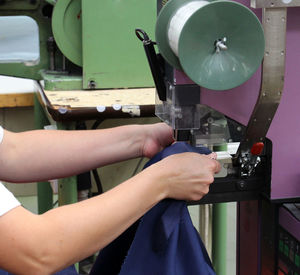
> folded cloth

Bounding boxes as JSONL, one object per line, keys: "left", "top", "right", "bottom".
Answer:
{"left": 90, "top": 142, "right": 216, "bottom": 275}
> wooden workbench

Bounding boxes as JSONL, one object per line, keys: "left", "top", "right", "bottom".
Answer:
{"left": 0, "top": 92, "right": 34, "bottom": 107}
{"left": 38, "top": 88, "right": 156, "bottom": 121}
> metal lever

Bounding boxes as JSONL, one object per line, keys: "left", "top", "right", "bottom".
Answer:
{"left": 234, "top": 8, "right": 287, "bottom": 176}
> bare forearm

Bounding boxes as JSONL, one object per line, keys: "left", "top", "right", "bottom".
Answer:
{"left": 43, "top": 169, "right": 165, "bottom": 270}
{"left": 0, "top": 169, "right": 166, "bottom": 274}
{"left": 0, "top": 125, "right": 144, "bottom": 182}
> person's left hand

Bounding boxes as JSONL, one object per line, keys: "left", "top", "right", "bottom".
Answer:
{"left": 141, "top": 123, "right": 174, "bottom": 158}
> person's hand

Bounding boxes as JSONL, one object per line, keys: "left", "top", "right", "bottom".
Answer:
{"left": 144, "top": 152, "right": 221, "bottom": 201}
{"left": 141, "top": 123, "right": 174, "bottom": 158}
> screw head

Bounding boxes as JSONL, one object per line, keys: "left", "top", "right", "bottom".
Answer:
{"left": 237, "top": 180, "right": 246, "bottom": 190}
{"left": 88, "top": 80, "right": 96, "bottom": 89}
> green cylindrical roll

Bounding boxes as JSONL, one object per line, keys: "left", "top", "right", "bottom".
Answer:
{"left": 155, "top": 0, "right": 265, "bottom": 91}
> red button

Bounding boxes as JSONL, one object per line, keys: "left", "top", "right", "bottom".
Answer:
{"left": 251, "top": 142, "right": 264, "bottom": 156}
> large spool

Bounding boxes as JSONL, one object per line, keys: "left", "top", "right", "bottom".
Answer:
{"left": 156, "top": 0, "right": 265, "bottom": 90}
{"left": 52, "top": 0, "right": 82, "bottom": 67}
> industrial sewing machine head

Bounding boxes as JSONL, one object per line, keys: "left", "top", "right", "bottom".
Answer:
{"left": 135, "top": 0, "right": 300, "bottom": 205}
{"left": 136, "top": 0, "right": 300, "bottom": 205}
{"left": 137, "top": 0, "right": 268, "bottom": 186}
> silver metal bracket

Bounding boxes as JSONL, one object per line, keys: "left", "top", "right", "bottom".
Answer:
{"left": 234, "top": 7, "right": 287, "bottom": 176}
{"left": 239, "top": 154, "right": 262, "bottom": 177}
{"left": 251, "top": 0, "right": 300, "bottom": 8}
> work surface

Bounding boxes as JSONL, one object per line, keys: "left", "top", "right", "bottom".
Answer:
{"left": 39, "top": 88, "right": 156, "bottom": 121}
{"left": 0, "top": 76, "right": 36, "bottom": 108}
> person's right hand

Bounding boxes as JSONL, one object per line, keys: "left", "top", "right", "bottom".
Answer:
{"left": 144, "top": 152, "right": 221, "bottom": 202}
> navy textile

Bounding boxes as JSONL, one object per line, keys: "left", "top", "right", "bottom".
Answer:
{"left": 91, "top": 142, "right": 216, "bottom": 275}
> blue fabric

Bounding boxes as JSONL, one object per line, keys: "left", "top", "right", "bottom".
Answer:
{"left": 91, "top": 142, "right": 216, "bottom": 275}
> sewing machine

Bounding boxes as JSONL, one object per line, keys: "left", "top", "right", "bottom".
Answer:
{"left": 137, "top": 0, "right": 300, "bottom": 274}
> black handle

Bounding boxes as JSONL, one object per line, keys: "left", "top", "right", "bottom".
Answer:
{"left": 135, "top": 29, "right": 166, "bottom": 101}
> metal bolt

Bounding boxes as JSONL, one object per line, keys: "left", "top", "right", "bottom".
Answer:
{"left": 88, "top": 80, "right": 96, "bottom": 89}
{"left": 207, "top": 117, "right": 214, "bottom": 124}
{"left": 58, "top": 107, "right": 67, "bottom": 114}
{"left": 237, "top": 180, "right": 246, "bottom": 190}
{"left": 215, "top": 37, "right": 228, "bottom": 54}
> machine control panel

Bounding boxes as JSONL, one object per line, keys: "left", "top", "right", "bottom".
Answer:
{"left": 278, "top": 227, "right": 300, "bottom": 275}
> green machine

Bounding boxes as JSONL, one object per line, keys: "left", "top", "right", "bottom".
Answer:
{"left": 0, "top": 0, "right": 156, "bottom": 90}
{"left": 0, "top": 0, "right": 157, "bottom": 215}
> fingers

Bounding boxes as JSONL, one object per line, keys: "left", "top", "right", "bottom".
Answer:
{"left": 211, "top": 158, "right": 222, "bottom": 174}
{"left": 159, "top": 152, "right": 221, "bottom": 200}
{"left": 205, "top": 152, "right": 221, "bottom": 174}
{"left": 189, "top": 184, "right": 210, "bottom": 201}
{"left": 208, "top": 152, "right": 217, "bottom": 160}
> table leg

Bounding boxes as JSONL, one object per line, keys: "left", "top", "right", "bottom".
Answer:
{"left": 57, "top": 122, "right": 78, "bottom": 206}
{"left": 34, "top": 94, "right": 53, "bottom": 214}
